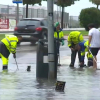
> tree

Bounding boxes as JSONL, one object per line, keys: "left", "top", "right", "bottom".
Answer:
{"left": 57, "top": 0, "right": 81, "bottom": 28}
{"left": 43, "top": 0, "right": 79, "bottom": 28}
{"left": 23, "top": 0, "right": 42, "bottom": 18}
{"left": 89, "top": 0, "right": 100, "bottom": 9}
{"left": 79, "top": 7, "right": 100, "bottom": 31}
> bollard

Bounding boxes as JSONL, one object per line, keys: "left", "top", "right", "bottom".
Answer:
{"left": 36, "top": 39, "right": 49, "bottom": 78}
{"left": 36, "top": 39, "right": 57, "bottom": 79}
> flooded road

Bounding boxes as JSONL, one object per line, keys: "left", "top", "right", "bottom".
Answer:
{"left": 0, "top": 42, "right": 100, "bottom": 100}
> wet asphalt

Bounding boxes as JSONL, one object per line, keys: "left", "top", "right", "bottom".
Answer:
{"left": 0, "top": 40, "right": 100, "bottom": 100}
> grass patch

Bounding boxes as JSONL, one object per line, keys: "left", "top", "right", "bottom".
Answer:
{"left": 0, "top": 34, "right": 5, "bottom": 41}
{"left": 0, "top": 31, "right": 88, "bottom": 41}
{"left": 0, "top": 33, "right": 13, "bottom": 41}
{"left": 63, "top": 30, "right": 88, "bottom": 36}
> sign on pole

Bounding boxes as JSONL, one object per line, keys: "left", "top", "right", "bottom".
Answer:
{"left": 12, "top": 0, "right": 23, "bottom": 3}
{"left": 12, "top": 0, "right": 22, "bottom": 24}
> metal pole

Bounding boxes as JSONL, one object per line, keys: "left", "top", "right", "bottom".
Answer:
{"left": 57, "top": 5, "right": 58, "bottom": 22}
{"left": 16, "top": 3, "right": 19, "bottom": 24}
{"left": 7, "top": 5, "right": 9, "bottom": 19}
{"left": 47, "top": 0, "right": 55, "bottom": 80}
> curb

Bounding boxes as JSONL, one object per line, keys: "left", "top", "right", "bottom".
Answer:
{"left": 16, "top": 49, "right": 36, "bottom": 52}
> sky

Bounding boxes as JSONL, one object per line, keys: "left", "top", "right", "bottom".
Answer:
{"left": 0, "top": 0, "right": 97, "bottom": 16}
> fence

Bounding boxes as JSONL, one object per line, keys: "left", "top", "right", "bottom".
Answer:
{"left": 69, "top": 16, "right": 81, "bottom": 28}
{"left": 0, "top": 4, "right": 81, "bottom": 29}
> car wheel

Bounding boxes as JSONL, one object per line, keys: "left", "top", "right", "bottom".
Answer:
{"left": 43, "top": 35, "right": 47, "bottom": 39}
{"left": 31, "top": 41, "right": 36, "bottom": 45}
{"left": 42, "top": 32, "right": 47, "bottom": 39}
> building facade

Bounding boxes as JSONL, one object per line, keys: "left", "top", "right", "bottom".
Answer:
{"left": 0, "top": 4, "right": 80, "bottom": 28}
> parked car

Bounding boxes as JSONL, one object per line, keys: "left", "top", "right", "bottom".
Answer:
{"left": 14, "top": 18, "right": 48, "bottom": 45}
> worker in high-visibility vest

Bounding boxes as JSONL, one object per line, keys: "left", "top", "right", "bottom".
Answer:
{"left": 0, "top": 35, "right": 22, "bottom": 70}
{"left": 87, "top": 52, "right": 93, "bottom": 67}
{"left": 75, "top": 40, "right": 93, "bottom": 67}
{"left": 54, "top": 22, "right": 64, "bottom": 66}
{"left": 67, "top": 31, "right": 84, "bottom": 68}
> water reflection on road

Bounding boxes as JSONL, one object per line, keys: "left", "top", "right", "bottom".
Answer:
{"left": 0, "top": 43, "right": 100, "bottom": 100}
{"left": 0, "top": 65, "right": 100, "bottom": 100}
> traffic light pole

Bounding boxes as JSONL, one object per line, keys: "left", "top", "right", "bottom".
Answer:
{"left": 47, "top": 0, "right": 55, "bottom": 80}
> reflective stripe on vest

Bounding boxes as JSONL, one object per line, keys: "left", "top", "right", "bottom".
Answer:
{"left": 5, "top": 38, "right": 17, "bottom": 50}
{"left": 78, "top": 33, "right": 82, "bottom": 42}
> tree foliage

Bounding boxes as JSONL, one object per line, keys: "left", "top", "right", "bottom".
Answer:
{"left": 79, "top": 7, "right": 100, "bottom": 31}
{"left": 23, "top": 0, "right": 42, "bottom": 5}
{"left": 43, "top": 0, "right": 78, "bottom": 7}
{"left": 89, "top": 0, "right": 100, "bottom": 9}
{"left": 55, "top": 0, "right": 75, "bottom": 7}
{"left": 23, "top": 0, "right": 42, "bottom": 18}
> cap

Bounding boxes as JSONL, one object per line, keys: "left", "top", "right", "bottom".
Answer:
{"left": 55, "top": 22, "right": 60, "bottom": 27}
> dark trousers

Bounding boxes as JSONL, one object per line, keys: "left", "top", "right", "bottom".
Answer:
{"left": 0, "top": 42, "right": 10, "bottom": 58}
{"left": 54, "top": 40, "right": 60, "bottom": 65}
{"left": 71, "top": 50, "right": 81, "bottom": 65}
{"left": 57, "top": 42, "right": 60, "bottom": 64}
{"left": 0, "top": 42, "right": 10, "bottom": 70}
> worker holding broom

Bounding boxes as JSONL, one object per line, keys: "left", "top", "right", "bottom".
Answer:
{"left": 54, "top": 22, "right": 65, "bottom": 66}
{"left": 0, "top": 35, "right": 22, "bottom": 71}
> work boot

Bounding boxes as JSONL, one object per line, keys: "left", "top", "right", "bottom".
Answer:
{"left": 69, "top": 63, "right": 74, "bottom": 68}
{"left": 2, "top": 66, "right": 8, "bottom": 70}
{"left": 58, "top": 63, "right": 61, "bottom": 66}
{"left": 79, "top": 64, "right": 87, "bottom": 67}
{"left": 88, "top": 58, "right": 93, "bottom": 67}
{"left": 79, "top": 64, "right": 84, "bottom": 68}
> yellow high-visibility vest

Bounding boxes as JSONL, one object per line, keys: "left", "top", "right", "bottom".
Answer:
{"left": 68, "top": 31, "right": 84, "bottom": 47}
{"left": 1, "top": 35, "right": 18, "bottom": 53}
{"left": 54, "top": 30, "right": 64, "bottom": 39}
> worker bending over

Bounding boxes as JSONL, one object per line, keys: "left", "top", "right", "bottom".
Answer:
{"left": 0, "top": 35, "right": 22, "bottom": 70}
{"left": 67, "top": 31, "right": 84, "bottom": 68}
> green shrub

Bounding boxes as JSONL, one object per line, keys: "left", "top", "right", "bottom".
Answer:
{"left": 79, "top": 7, "right": 100, "bottom": 31}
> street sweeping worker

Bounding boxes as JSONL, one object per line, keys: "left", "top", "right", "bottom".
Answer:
{"left": 0, "top": 35, "right": 22, "bottom": 70}
{"left": 75, "top": 40, "right": 93, "bottom": 68}
{"left": 67, "top": 31, "right": 84, "bottom": 68}
{"left": 54, "top": 22, "right": 65, "bottom": 66}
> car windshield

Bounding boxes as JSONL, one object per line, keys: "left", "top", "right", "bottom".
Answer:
{"left": 17, "top": 19, "right": 39, "bottom": 26}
